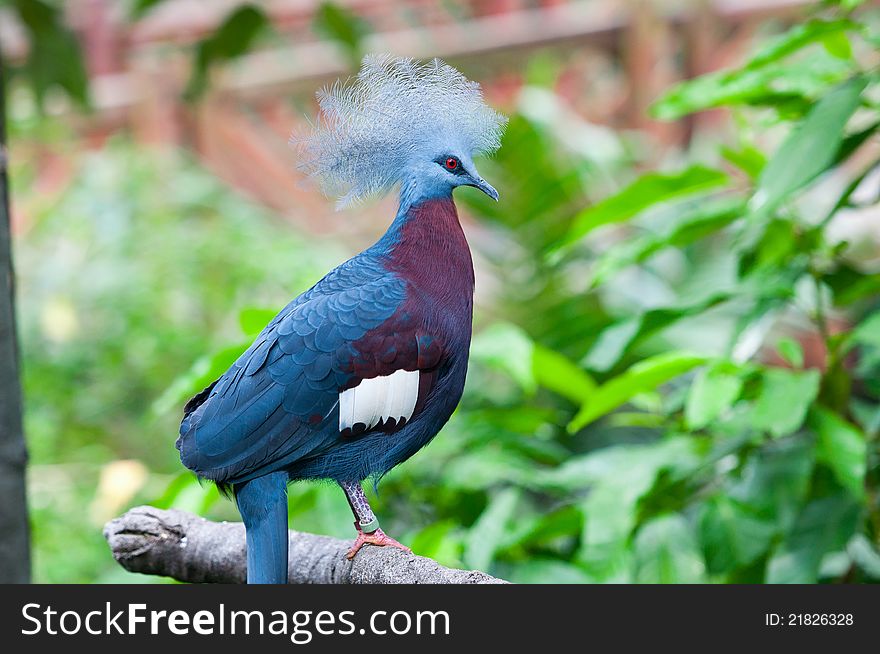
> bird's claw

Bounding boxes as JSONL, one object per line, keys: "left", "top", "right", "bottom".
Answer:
{"left": 346, "top": 528, "right": 411, "bottom": 560}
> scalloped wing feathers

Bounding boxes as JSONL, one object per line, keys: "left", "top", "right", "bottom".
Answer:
{"left": 294, "top": 54, "right": 506, "bottom": 207}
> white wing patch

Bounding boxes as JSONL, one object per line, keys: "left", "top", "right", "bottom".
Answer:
{"left": 339, "top": 369, "right": 420, "bottom": 432}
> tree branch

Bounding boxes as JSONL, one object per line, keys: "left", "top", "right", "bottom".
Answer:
{"left": 104, "top": 506, "right": 506, "bottom": 584}
{"left": 0, "top": 45, "right": 31, "bottom": 583}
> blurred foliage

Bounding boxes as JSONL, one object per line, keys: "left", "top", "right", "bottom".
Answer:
{"left": 313, "top": 1, "right": 372, "bottom": 68}
{"left": 3, "top": 0, "right": 89, "bottom": 110}
{"left": 130, "top": 0, "right": 370, "bottom": 100}
{"left": 11, "top": 0, "right": 880, "bottom": 583}
{"left": 3, "top": 0, "right": 369, "bottom": 108}
{"left": 16, "top": 140, "right": 344, "bottom": 581}
{"left": 183, "top": 4, "right": 271, "bottom": 101}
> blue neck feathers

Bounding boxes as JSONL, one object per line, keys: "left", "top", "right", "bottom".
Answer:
{"left": 398, "top": 172, "right": 453, "bottom": 215}
{"left": 372, "top": 174, "right": 454, "bottom": 252}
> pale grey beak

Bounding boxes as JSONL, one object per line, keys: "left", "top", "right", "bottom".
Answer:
{"left": 471, "top": 177, "right": 499, "bottom": 201}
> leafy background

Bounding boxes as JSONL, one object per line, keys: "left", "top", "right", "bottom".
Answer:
{"left": 8, "top": 0, "right": 880, "bottom": 582}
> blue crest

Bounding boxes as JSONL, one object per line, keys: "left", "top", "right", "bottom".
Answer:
{"left": 294, "top": 54, "right": 507, "bottom": 208}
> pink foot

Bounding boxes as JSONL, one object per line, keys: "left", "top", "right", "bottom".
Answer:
{"left": 346, "top": 528, "right": 411, "bottom": 560}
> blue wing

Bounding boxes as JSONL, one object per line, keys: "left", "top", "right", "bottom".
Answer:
{"left": 176, "top": 256, "right": 407, "bottom": 484}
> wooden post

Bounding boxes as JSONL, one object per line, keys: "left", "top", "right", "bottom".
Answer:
{"left": 129, "top": 48, "right": 184, "bottom": 147}
{"left": 80, "top": 0, "right": 119, "bottom": 76}
{"left": 0, "top": 46, "right": 31, "bottom": 584}
{"left": 623, "top": 0, "right": 679, "bottom": 147}
{"left": 681, "top": 0, "right": 721, "bottom": 146}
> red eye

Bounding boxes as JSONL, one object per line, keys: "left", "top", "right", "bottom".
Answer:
{"left": 445, "top": 157, "right": 458, "bottom": 170}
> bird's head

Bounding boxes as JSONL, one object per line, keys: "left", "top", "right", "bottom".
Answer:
{"left": 295, "top": 55, "right": 506, "bottom": 208}
{"left": 406, "top": 149, "right": 499, "bottom": 202}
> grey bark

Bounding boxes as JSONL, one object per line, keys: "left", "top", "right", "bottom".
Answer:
{"left": 105, "top": 506, "right": 507, "bottom": 584}
{"left": 0, "top": 46, "right": 31, "bottom": 584}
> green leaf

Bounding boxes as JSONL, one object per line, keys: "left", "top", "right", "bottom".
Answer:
{"left": 238, "top": 307, "right": 278, "bottom": 336}
{"left": 752, "top": 76, "right": 866, "bottom": 214}
{"left": 152, "top": 471, "right": 201, "bottom": 510}
{"left": 11, "top": 0, "right": 90, "bottom": 109}
{"left": 441, "top": 450, "right": 536, "bottom": 492}
{"left": 410, "top": 520, "right": 460, "bottom": 563}
{"left": 506, "top": 559, "right": 593, "bottom": 584}
{"left": 291, "top": 483, "right": 360, "bottom": 540}
{"left": 821, "top": 353, "right": 852, "bottom": 414}
{"left": 699, "top": 442, "right": 814, "bottom": 577}
{"left": 154, "top": 471, "right": 220, "bottom": 515}
{"left": 471, "top": 322, "right": 536, "bottom": 393}
{"left": 589, "top": 198, "right": 745, "bottom": 287}
{"left": 746, "top": 19, "right": 860, "bottom": 70}
{"left": 539, "top": 436, "right": 697, "bottom": 492}
{"left": 850, "top": 398, "right": 880, "bottom": 439}
{"left": 462, "top": 405, "right": 557, "bottom": 438}
{"left": 634, "top": 514, "right": 706, "bottom": 583}
{"left": 651, "top": 56, "right": 850, "bottom": 121}
{"left": 834, "top": 120, "right": 880, "bottom": 170}
{"left": 313, "top": 2, "right": 371, "bottom": 65}
{"left": 558, "top": 166, "right": 727, "bottom": 249}
{"left": 581, "top": 292, "right": 732, "bottom": 373}
{"left": 685, "top": 363, "right": 744, "bottom": 430}
{"left": 569, "top": 352, "right": 707, "bottom": 432}
{"left": 730, "top": 438, "right": 815, "bottom": 533}
{"left": 698, "top": 496, "right": 777, "bottom": 573}
{"left": 727, "top": 267, "right": 801, "bottom": 350}
{"left": 130, "top": 0, "right": 167, "bottom": 19}
{"left": 568, "top": 438, "right": 700, "bottom": 581}
{"left": 532, "top": 345, "right": 595, "bottom": 403}
{"left": 752, "top": 368, "right": 821, "bottom": 437}
{"left": 776, "top": 337, "right": 804, "bottom": 368}
{"left": 653, "top": 20, "right": 859, "bottom": 122}
{"left": 851, "top": 311, "right": 880, "bottom": 350}
{"left": 581, "top": 316, "right": 641, "bottom": 372}
{"left": 151, "top": 341, "right": 250, "bottom": 415}
{"left": 737, "top": 218, "right": 799, "bottom": 276}
{"left": 809, "top": 407, "right": 866, "bottom": 498}
{"left": 463, "top": 488, "right": 520, "bottom": 571}
{"left": 184, "top": 5, "right": 270, "bottom": 100}
{"left": 607, "top": 412, "right": 668, "bottom": 429}
{"left": 847, "top": 534, "right": 880, "bottom": 580}
{"left": 836, "top": 274, "right": 880, "bottom": 306}
{"left": 766, "top": 494, "right": 860, "bottom": 583}
{"left": 501, "top": 505, "right": 582, "bottom": 552}
{"left": 822, "top": 31, "right": 853, "bottom": 60}
{"left": 721, "top": 144, "right": 766, "bottom": 180}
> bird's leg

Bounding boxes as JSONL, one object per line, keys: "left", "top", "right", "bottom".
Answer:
{"left": 340, "top": 480, "right": 411, "bottom": 560}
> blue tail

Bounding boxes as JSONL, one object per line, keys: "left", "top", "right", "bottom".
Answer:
{"left": 234, "top": 471, "right": 289, "bottom": 584}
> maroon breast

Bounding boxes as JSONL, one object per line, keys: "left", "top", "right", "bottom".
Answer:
{"left": 386, "top": 197, "right": 475, "bottom": 313}
{"left": 344, "top": 197, "right": 475, "bottom": 388}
